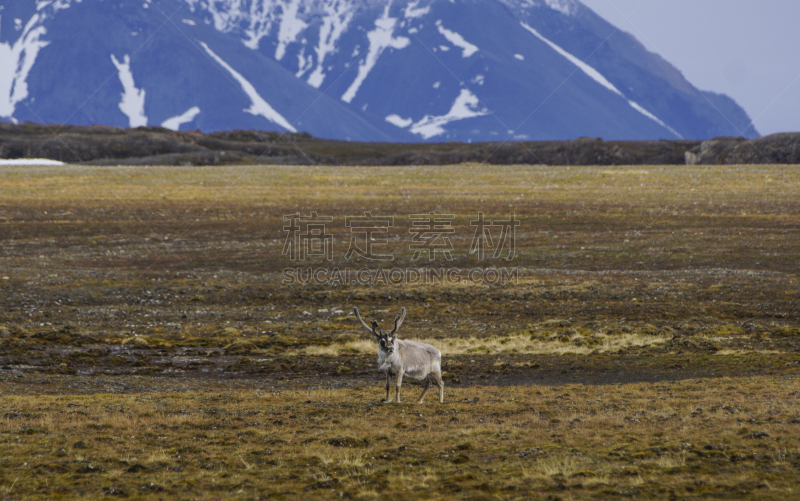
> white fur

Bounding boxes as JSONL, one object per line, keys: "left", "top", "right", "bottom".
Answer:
{"left": 355, "top": 307, "right": 445, "bottom": 404}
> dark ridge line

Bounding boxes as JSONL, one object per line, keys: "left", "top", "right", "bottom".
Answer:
{"left": 1, "top": 122, "right": 798, "bottom": 166}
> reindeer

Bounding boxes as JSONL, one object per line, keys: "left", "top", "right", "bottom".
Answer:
{"left": 353, "top": 307, "right": 444, "bottom": 404}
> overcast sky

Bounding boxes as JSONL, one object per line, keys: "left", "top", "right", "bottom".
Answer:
{"left": 578, "top": 0, "right": 800, "bottom": 137}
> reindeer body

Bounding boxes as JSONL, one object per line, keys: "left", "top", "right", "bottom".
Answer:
{"left": 378, "top": 339, "right": 442, "bottom": 379}
{"left": 355, "top": 307, "right": 444, "bottom": 404}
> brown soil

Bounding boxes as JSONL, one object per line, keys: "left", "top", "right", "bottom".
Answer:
{"left": 1, "top": 164, "right": 799, "bottom": 397}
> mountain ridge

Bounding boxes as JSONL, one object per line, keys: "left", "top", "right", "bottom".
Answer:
{"left": 0, "top": 0, "right": 759, "bottom": 142}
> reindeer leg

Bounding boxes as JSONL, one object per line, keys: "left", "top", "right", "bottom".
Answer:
{"left": 395, "top": 371, "right": 404, "bottom": 403}
{"left": 384, "top": 371, "right": 392, "bottom": 404}
{"left": 434, "top": 369, "right": 445, "bottom": 403}
{"left": 417, "top": 378, "right": 431, "bottom": 404}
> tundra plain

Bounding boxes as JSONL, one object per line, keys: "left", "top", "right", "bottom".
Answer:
{"left": 0, "top": 163, "right": 799, "bottom": 499}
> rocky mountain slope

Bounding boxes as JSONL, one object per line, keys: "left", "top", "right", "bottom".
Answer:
{"left": 0, "top": 0, "right": 758, "bottom": 142}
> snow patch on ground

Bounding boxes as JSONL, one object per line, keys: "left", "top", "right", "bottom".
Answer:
{"left": 435, "top": 20, "right": 478, "bottom": 57}
{"left": 199, "top": 41, "right": 296, "bottom": 132}
{"left": 520, "top": 22, "right": 681, "bottom": 138}
{"left": 408, "top": 88, "right": 488, "bottom": 139}
{"left": 385, "top": 114, "right": 413, "bottom": 128}
{"left": 110, "top": 54, "right": 148, "bottom": 127}
{"left": 0, "top": 158, "right": 65, "bottom": 165}
{"left": 341, "top": 4, "right": 410, "bottom": 103}
{"left": 0, "top": 14, "right": 50, "bottom": 123}
{"left": 307, "top": 0, "right": 354, "bottom": 88}
{"left": 161, "top": 106, "right": 200, "bottom": 130}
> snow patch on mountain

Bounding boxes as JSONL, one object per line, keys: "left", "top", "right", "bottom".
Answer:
{"left": 110, "top": 53, "right": 147, "bottom": 127}
{"left": 295, "top": 46, "right": 313, "bottom": 77}
{"left": 521, "top": 22, "right": 618, "bottom": 94}
{"left": 239, "top": 4, "right": 275, "bottom": 50}
{"left": 499, "top": 0, "right": 578, "bottom": 16}
{"left": 162, "top": 106, "right": 201, "bottom": 130}
{"left": 341, "top": 4, "right": 410, "bottom": 103}
{"left": 199, "top": 41, "right": 297, "bottom": 132}
{"left": 0, "top": 14, "right": 50, "bottom": 123}
{"left": 408, "top": 88, "right": 489, "bottom": 139}
{"left": 185, "top": 0, "right": 292, "bottom": 51}
{"left": 188, "top": 0, "right": 243, "bottom": 34}
{"left": 36, "top": 0, "right": 76, "bottom": 15}
{"left": 626, "top": 100, "right": 681, "bottom": 138}
{"left": 404, "top": 0, "right": 430, "bottom": 19}
{"left": 385, "top": 114, "right": 412, "bottom": 127}
{"left": 274, "top": 0, "right": 307, "bottom": 60}
{"left": 306, "top": 0, "right": 354, "bottom": 88}
{"left": 520, "top": 22, "right": 680, "bottom": 138}
{"left": 542, "top": 0, "right": 577, "bottom": 16}
{"left": 435, "top": 20, "right": 478, "bottom": 57}
{"left": 10, "top": 0, "right": 757, "bottom": 142}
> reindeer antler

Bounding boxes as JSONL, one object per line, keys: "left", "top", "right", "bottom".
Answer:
{"left": 353, "top": 307, "right": 380, "bottom": 339}
{"left": 389, "top": 307, "right": 406, "bottom": 336}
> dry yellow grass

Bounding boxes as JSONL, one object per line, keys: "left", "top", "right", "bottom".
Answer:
{"left": 1, "top": 376, "right": 799, "bottom": 499}
{"left": 297, "top": 331, "right": 671, "bottom": 357}
{"left": 2, "top": 164, "right": 799, "bottom": 207}
{"left": 1, "top": 162, "right": 799, "bottom": 500}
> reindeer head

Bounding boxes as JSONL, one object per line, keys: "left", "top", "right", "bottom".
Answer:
{"left": 353, "top": 307, "right": 406, "bottom": 354}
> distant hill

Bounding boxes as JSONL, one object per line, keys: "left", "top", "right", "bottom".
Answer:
{"left": 0, "top": 0, "right": 758, "bottom": 141}
{"left": 0, "top": 122, "right": 696, "bottom": 165}
{"left": 3, "top": 124, "right": 795, "bottom": 166}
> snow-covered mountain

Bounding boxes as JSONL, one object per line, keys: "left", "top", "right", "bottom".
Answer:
{"left": 0, "top": 0, "right": 758, "bottom": 142}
